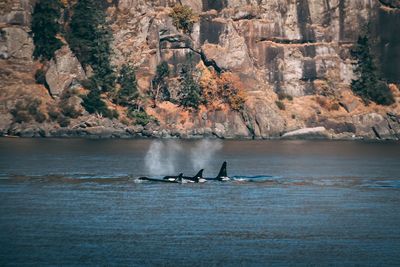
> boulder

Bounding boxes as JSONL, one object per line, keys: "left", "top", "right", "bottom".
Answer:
{"left": 45, "top": 46, "right": 86, "bottom": 97}
{"left": 0, "top": 27, "right": 33, "bottom": 60}
{"left": 282, "top": 127, "right": 330, "bottom": 140}
{"left": 352, "top": 113, "right": 393, "bottom": 139}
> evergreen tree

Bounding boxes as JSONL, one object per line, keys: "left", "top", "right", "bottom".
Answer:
{"left": 31, "top": 0, "right": 63, "bottom": 60}
{"left": 81, "top": 78, "right": 112, "bottom": 118}
{"left": 351, "top": 35, "right": 394, "bottom": 106}
{"left": 68, "top": 0, "right": 115, "bottom": 92}
{"left": 178, "top": 65, "right": 202, "bottom": 109}
{"left": 117, "top": 64, "right": 138, "bottom": 106}
{"left": 150, "top": 61, "right": 170, "bottom": 106}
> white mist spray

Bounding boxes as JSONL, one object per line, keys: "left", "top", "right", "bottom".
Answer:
{"left": 144, "top": 141, "right": 182, "bottom": 176}
{"left": 190, "top": 139, "right": 223, "bottom": 171}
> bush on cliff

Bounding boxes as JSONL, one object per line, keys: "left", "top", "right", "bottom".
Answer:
{"left": 31, "top": 0, "right": 63, "bottom": 60}
{"left": 351, "top": 35, "right": 394, "bottom": 106}
{"left": 178, "top": 65, "right": 203, "bottom": 110}
{"left": 170, "top": 4, "right": 198, "bottom": 34}
{"left": 150, "top": 62, "right": 170, "bottom": 106}
{"left": 217, "top": 73, "right": 246, "bottom": 111}
{"left": 10, "top": 99, "right": 47, "bottom": 123}
{"left": 127, "top": 109, "right": 157, "bottom": 127}
{"left": 117, "top": 64, "right": 138, "bottom": 106}
{"left": 81, "top": 78, "right": 114, "bottom": 119}
{"left": 199, "top": 68, "right": 246, "bottom": 111}
{"left": 68, "top": 0, "right": 115, "bottom": 92}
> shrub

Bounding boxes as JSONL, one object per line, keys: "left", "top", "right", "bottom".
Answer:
{"left": 11, "top": 110, "right": 31, "bottom": 123}
{"left": 10, "top": 99, "right": 46, "bottom": 123}
{"left": 34, "top": 69, "right": 47, "bottom": 86}
{"left": 128, "top": 110, "right": 157, "bottom": 126}
{"left": 170, "top": 4, "right": 198, "bottom": 34}
{"left": 117, "top": 64, "right": 138, "bottom": 106}
{"left": 60, "top": 101, "right": 80, "bottom": 118}
{"left": 47, "top": 106, "right": 60, "bottom": 120}
{"left": 351, "top": 35, "right": 394, "bottom": 106}
{"left": 178, "top": 65, "right": 203, "bottom": 109}
{"left": 150, "top": 61, "right": 170, "bottom": 105}
{"left": 57, "top": 114, "right": 70, "bottom": 127}
{"left": 34, "top": 112, "right": 47, "bottom": 123}
{"left": 278, "top": 92, "right": 293, "bottom": 101}
{"left": 198, "top": 69, "right": 247, "bottom": 111}
{"left": 217, "top": 72, "right": 246, "bottom": 111}
{"left": 81, "top": 78, "right": 113, "bottom": 118}
{"left": 199, "top": 68, "right": 219, "bottom": 106}
{"left": 330, "top": 102, "right": 340, "bottom": 111}
{"left": 31, "top": 0, "right": 63, "bottom": 60}
{"left": 82, "top": 90, "right": 111, "bottom": 118}
{"left": 275, "top": 100, "right": 286, "bottom": 110}
{"left": 27, "top": 99, "right": 42, "bottom": 116}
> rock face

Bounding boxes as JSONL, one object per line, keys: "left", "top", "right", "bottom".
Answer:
{"left": 114, "top": 0, "right": 399, "bottom": 96}
{"left": 45, "top": 46, "right": 86, "bottom": 97}
{"left": 0, "top": 27, "right": 33, "bottom": 60}
{"left": 0, "top": 0, "right": 400, "bottom": 139}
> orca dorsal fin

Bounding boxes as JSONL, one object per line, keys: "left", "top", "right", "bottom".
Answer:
{"left": 193, "top": 169, "right": 204, "bottom": 179}
{"left": 216, "top": 161, "right": 227, "bottom": 179}
{"left": 175, "top": 173, "right": 184, "bottom": 182}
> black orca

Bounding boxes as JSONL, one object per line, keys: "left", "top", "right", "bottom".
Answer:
{"left": 205, "top": 161, "right": 230, "bottom": 181}
{"left": 139, "top": 162, "right": 229, "bottom": 183}
{"left": 163, "top": 170, "right": 205, "bottom": 183}
{"left": 139, "top": 173, "right": 185, "bottom": 183}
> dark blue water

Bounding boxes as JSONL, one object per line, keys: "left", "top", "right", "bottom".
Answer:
{"left": 0, "top": 139, "right": 399, "bottom": 266}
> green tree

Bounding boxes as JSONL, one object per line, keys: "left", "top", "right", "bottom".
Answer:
{"left": 81, "top": 78, "right": 113, "bottom": 118}
{"left": 178, "top": 65, "right": 202, "bottom": 109}
{"left": 150, "top": 61, "right": 170, "bottom": 106}
{"left": 68, "top": 0, "right": 115, "bottom": 92}
{"left": 31, "top": 0, "right": 63, "bottom": 60}
{"left": 351, "top": 35, "right": 394, "bottom": 106}
{"left": 170, "top": 4, "right": 198, "bottom": 34}
{"left": 117, "top": 64, "right": 138, "bottom": 106}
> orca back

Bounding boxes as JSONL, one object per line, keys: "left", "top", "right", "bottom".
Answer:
{"left": 216, "top": 161, "right": 227, "bottom": 179}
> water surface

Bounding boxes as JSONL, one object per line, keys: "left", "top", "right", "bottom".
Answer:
{"left": 0, "top": 139, "right": 399, "bottom": 266}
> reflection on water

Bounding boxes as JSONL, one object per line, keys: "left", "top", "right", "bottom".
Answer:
{"left": 0, "top": 139, "right": 399, "bottom": 266}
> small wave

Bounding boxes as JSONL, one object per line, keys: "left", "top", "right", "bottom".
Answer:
{"left": 231, "top": 175, "right": 277, "bottom": 182}
{"left": 2, "top": 174, "right": 134, "bottom": 184}
{"left": 359, "top": 179, "right": 400, "bottom": 189}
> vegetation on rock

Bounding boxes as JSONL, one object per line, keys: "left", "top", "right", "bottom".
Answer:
{"left": 150, "top": 62, "right": 170, "bottom": 106}
{"left": 10, "top": 99, "right": 47, "bottom": 123}
{"left": 31, "top": 0, "right": 63, "bottom": 60}
{"left": 178, "top": 64, "right": 203, "bottom": 110}
{"left": 275, "top": 100, "right": 286, "bottom": 110}
{"left": 351, "top": 35, "right": 394, "bottom": 106}
{"left": 81, "top": 79, "right": 113, "bottom": 119}
{"left": 217, "top": 73, "right": 246, "bottom": 111}
{"left": 199, "top": 68, "right": 247, "bottom": 111}
{"left": 68, "top": 0, "right": 115, "bottom": 92}
{"left": 170, "top": 5, "right": 198, "bottom": 34}
{"left": 127, "top": 109, "right": 157, "bottom": 127}
{"left": 117, "top": 64, "right": 138, "bottom": 106}
{"left": 34, "top": 69, "right": 49, "bottom": 89}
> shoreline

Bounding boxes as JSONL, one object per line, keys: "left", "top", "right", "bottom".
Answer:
{"left": 1, "top": 133, "right": 398, "bottom": 141}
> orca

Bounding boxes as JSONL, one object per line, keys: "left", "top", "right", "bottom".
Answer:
{"left": 163, "top": 169, "right": 205, "bottom": 183}
{"left": 138, "top": 162, "right": 229, "bottom": 183}
{"left": 205, "top": 161, "right": 230, "bottom": 181}
{"left": 139, "top": 173, "right": 185, "bottom": 183}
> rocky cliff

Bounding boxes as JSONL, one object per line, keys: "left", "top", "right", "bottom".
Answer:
{"left": 0, "top": 0, "right": 400, "bottom": 139}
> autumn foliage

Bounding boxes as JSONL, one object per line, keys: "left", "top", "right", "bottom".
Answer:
{"left": 199, "top": 68, "right": 246, "bottom": 111}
